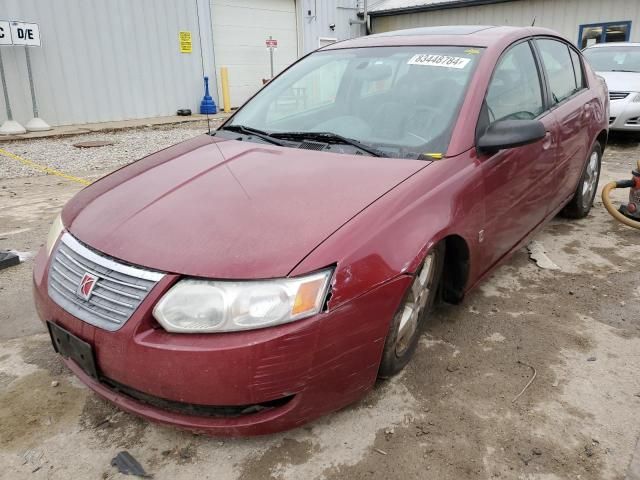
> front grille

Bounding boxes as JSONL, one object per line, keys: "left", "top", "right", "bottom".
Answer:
{"left": 626, "top": 117, "right": 640, "bottom": 125}
{"left": 610, "top": 91, "right": 630, "bottom": 101}
{"left": 48, "top": 233, "right": 164, "bottom": 331}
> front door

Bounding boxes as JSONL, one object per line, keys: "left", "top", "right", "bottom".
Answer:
{"left": 478, "top": 40, "right": 558, "bottom": 269}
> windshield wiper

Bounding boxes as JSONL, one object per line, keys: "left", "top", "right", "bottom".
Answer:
{"left": 271, "top": 131, "right": 383, "bottom": 157}
{"left": 610, "top": 69, "right": 640, "bottom": 73}
{"left": 218, "top": 124, "right": 286, "bottom": 146}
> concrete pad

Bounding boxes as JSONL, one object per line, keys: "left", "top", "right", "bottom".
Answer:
{"left": 0, "top": 113, "right": 231, "bottom": 142}
{"left": 628, "top": 436, "right": 640, "bottom": 480}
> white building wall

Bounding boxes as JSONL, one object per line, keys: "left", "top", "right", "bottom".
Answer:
{"left": 210, "top": 0, "right": 299, "bottom": 107}
{"left": 371, "top": 0, "right": 640, "bottom": 46}
{"left": 0, "top": 0, "right": 371, "bottom": 126}
{"left": 0, "top": 0, "right": 218, "bottom": 127}
{"left": 299, "top": 0, "right": 366, "bottom": 54}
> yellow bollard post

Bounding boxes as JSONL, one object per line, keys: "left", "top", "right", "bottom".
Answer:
{"left": 221, "top": 67, "right": 231, "bottom": 113}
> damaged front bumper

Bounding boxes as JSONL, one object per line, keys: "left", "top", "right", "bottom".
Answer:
{"left": 33, "top": 247, "right": 411, "bottom": 436}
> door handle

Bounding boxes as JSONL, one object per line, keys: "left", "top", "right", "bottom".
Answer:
{"left": 542, "top": 131, "right": 553, "bottom": 149}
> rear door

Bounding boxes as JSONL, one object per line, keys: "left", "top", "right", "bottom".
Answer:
{"left": 534, "top": 38, "right": 592, "bottom": 211}
{"left": 478, "top": 40, "right": 559, "bottom": 268}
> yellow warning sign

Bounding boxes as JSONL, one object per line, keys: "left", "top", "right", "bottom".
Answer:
{"left": 179, "top": 31, "right": 192, "bottom": 53}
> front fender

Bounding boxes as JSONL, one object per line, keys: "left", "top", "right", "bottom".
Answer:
{"left": 290, "top": 151, "right": 484, "bottom": 308}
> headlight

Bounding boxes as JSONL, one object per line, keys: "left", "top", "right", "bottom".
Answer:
{"left": 633, "top": 93, "right": 640, "bottom": 103}
{"left": 46, "top": 213, "right": 64, "bottom": 256}
{"left": 153, "top": 268, "right": 333, "bottom": 333}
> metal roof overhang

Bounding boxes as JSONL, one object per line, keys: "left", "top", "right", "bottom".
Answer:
{"left": 369, "top": 0, "right": 518, "bottom": 17}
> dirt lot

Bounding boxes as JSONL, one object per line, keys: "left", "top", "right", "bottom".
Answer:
{"left": 1, "top": 124, "right": 639, "bottom": 480}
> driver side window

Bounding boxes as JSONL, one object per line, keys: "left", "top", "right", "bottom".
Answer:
{"left": 486, "top": 42, "right": 544, "bottom": 122}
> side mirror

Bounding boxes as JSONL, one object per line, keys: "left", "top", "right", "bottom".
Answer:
{"left": 477, "top": 119, "right": 546, "bottom": 154}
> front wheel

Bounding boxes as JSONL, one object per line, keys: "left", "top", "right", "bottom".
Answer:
{"left": 378, "top": 243, "right": 445, "bottom": 379}
{"left": 561, "top": 143, "right": 602, "bottom": 219}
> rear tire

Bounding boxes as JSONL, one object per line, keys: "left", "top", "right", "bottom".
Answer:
{"left": 378, "top": 243, "right": 445, "bottom": 379}
{"left": 561, "top": 143, "right": 602, "bottom": 219}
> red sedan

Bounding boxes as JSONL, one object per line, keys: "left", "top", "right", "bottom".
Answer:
{"left": 33, "top": 26, "right": 608, "bottom": 436}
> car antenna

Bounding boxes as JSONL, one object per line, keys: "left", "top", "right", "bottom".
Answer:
{"left": 531, "top": 16, "right": 536, "bottom": 26}
{"left": 195, "top": 0, "right": 214, "bottom": 135}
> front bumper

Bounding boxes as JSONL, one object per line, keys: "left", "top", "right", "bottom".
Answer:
{"left": 609, "top": 94, "right": 640, "bottom": 130}
{"left": 33, "top": 247, "right": 411, "bottom": 436}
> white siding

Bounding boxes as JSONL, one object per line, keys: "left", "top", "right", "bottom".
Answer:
{"left": 0, "top": 0, "right": 217, "bottom": 126}
{"left": 372, "top": 0, "right": 640, "bottom": 46}
{"left": 211, "top": 0, "right": 298, "bottom": 107}
{"left": 299, "top": 0, "right": 366, "bottom": 54}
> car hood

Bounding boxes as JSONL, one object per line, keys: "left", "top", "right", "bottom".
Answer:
{"left": 597, "top": 71, "right": 640, "bottom": 93}
{"left": 64, "top": 136, "right": 428, "bottom": 278}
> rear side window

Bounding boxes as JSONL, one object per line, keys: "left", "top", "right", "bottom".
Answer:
{"left": 569, "top": 49, "right": 586, "bottom": 89}
{"left": 537, "top": 39, "right": 580, "bottom": 103}
{"left": 485, "top": 41, "right": 544, "bottom": 122}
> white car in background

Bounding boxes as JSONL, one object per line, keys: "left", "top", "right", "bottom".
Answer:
{"left": 583, "top": 42, "right": 640, "bottom": 131}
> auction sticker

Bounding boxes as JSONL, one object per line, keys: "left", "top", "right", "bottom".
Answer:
{"left": 408, "top": 54, "right": 471, "bottom": 69}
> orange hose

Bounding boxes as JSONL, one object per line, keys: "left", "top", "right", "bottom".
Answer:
{"left": 601, "top": 159, "right": 640, "bottom": 229}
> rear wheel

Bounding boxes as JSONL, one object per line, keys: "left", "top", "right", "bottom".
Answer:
{"left": 378, "top": 243, "right": 444, "bottom": 379}
{"left": 561, "top": 143, "right": 602, "bottom": 219}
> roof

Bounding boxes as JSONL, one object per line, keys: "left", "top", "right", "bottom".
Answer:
{"left": 372, "top": 25, "right": 495, "bottom": 36}
{"left": 322, "top": 25, "right": 558, "bottom": 50}
{"left": 369, "top": 0, "right": 517, "bottom": 16}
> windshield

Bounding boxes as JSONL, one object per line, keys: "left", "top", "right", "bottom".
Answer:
{"left": 226, "top": 46, "right": 483, "bottom": 158}
{"left": 583, "top": 46, "right": 640, "bottom": 73}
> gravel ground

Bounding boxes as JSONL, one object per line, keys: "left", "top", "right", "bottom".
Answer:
{"left": 0, "top": 120, "right": 222, "bottom": 180}
{"left": 1, "top": 127, "right": 639, "bottom": 479}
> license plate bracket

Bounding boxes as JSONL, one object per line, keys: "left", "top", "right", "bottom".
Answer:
{"left": 47, "top": 321, "right": 99, "bottom": 379}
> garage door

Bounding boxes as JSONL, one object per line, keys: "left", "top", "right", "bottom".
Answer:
{"left": 211, "top": 0, "right": 299, "bottom": 107}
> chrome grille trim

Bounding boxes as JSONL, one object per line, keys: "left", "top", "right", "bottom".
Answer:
{"left": 48, "top": 233, "right": 164, "bottom": 331}
{"left": 610, "top": 91, "right": 630, "bottom": 101}
{"left": 57, "top": 249, "right": 151, "bottom": 290}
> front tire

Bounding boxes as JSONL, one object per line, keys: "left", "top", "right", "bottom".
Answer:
{"left": 378, "top": 243, "right": 445, "bottom": 379}
{"left": 561, "top": 143, "right": 602, "bottom": 219}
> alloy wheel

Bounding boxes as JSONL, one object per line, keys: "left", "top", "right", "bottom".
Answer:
{"left": 395, "top": 252, "right": 437, "bottom": 357}
{"left": 582, "top": 151, "right": 600, "bottom": 210}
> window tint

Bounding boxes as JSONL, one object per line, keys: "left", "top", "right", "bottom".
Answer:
{"left": 485, "top": 42, "right": 544, "bottom": 122}
{"left": 569, "top": 49, "right": 585, "bottom": 89}
{"left": 537, "top": 39, "right": 579, "bottom": 103}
